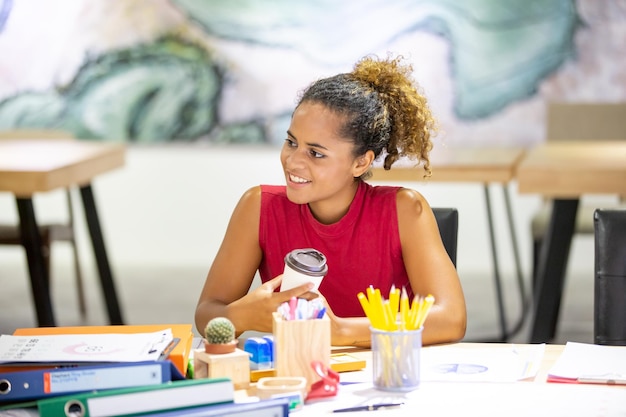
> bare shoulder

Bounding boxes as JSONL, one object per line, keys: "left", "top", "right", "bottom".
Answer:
{"left": 395, "top": 187, "right": 429, "bottom": 218}
{"left": 230, "top": 186, "right": 262, "bottom": 225}
{"left": 239, "top": 185, "right": 262, "bottom": 206}
{"left": 232, "top": 185, "right": 262, "bottom": 213}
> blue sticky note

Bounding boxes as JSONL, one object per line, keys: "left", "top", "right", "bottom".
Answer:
{"left": 262, "top": 335, "right": 274, "bottom": 366}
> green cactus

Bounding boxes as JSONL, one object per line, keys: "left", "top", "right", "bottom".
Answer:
{"left": 204, "top": 317, "right": 236, "bottom": 344}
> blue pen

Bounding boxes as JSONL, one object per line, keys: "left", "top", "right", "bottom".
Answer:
{"left": 316, "top": 307, "right": 326, "bottom": 319}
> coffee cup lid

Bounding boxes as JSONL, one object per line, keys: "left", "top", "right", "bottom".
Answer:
{"left": 284, "top": 248, "right": 328, "bottom": 276}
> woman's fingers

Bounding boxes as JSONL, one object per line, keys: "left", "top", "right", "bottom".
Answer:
{"left": 261, "top": 275, "right": 284, "bottom": 292}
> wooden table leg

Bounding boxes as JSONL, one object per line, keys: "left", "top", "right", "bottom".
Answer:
{"left": 79, "top": 184, "right": 124, "bottom": 325}
{"left": 529, "top": 199, "right": 579, "bottom": 343}
{"left": 16, "top": 197, "right": 56, "bottom": 327}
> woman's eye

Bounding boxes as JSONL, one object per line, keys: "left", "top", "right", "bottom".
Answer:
{"left": 284, "top": 138, "right": 324, "bottom": 158}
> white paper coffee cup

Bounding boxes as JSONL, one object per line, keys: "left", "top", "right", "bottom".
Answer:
{"left": 280, "top": 248, "right": 328, "bottom": 293}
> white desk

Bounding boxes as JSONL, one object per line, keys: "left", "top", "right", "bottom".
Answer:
{"left": 293, "top": 343, "right": 626, "bottom": 416}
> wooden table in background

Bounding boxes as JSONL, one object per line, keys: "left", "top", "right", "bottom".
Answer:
{"left": 517, "top": 141, "right": 626, "bottom": 343}
{"left": 371, "top": 146, "right": 528, "bottom": 342}
{"left": 0, "top": 139, "right": 126, "bottom": 327}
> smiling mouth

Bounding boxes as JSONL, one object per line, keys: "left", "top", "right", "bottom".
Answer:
{"left": 289, "top": 173, "right": 311, "bottom": 184}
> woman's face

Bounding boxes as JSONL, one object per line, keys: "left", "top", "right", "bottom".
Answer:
{"left": 280, "top": 102, "right": 366, "bottom": 222}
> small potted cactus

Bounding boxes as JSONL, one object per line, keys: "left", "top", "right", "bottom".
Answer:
{"left": 203, "top": 317, "right": 238, "bottom": 354}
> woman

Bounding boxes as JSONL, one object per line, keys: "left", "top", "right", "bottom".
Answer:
{"left": 195, "top": 55, "right": 466, "bottom": 347}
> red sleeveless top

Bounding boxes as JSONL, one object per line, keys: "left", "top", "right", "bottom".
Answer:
{"left": 258, "top": 181, "right": 412, "bottom": 317}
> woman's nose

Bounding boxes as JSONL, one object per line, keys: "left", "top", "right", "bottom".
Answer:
{"left": 286, "top": 148, "right": 306, "bottom": 167}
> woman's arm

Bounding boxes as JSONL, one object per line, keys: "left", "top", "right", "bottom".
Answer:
{"left": 325, "top": 188, "right": 466, "bottom": 347}
{"left": 194, "top": 186, "right": 313, "bottom": 336}
{"left": 396, "top": 188, "right": 467, "bottom": 345}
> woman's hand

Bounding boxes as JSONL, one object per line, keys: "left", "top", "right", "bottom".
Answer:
{"left": 316, "top": 293, "right": 371, "bottom": 347}
{"left": 316, "top": 294, "right": 342, "bottom": 341}
{"left": 228, "top": 275, "right": 315, "bottom": 334}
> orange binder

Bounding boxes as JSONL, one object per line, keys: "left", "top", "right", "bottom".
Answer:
{"left": 8, "top": 324, "right": 194, "bottom": 376}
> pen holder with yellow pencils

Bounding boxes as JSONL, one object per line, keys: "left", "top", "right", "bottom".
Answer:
{"left": 371, "top": 326, "right": 422, "bottom": 391}
{"left": 272, "top": 311, "right": 330, "bottom": 391}
{"left": 358, "top": 286, "right": 434, "bottom": 392}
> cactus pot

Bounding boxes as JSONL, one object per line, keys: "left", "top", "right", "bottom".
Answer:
{"left": 203, "top": 338, "right": 238, "bottom": 354}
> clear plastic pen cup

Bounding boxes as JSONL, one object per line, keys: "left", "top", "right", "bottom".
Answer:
{"left": 370, "top": 326, "right": 422, "bottom": 392}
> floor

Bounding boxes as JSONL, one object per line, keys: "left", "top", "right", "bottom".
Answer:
{"left": 0, "top": 243, "right": 594, "bottom": 345}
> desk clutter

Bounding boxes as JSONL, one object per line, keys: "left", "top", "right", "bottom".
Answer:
{"left": 191, "top": 301, "right": 361, "bottom": 410}
{"left": 0, "top": 324, "right": 274, "bottom": 416}
{"left": 1, "top": 319, "right": 625, "bottom": 416}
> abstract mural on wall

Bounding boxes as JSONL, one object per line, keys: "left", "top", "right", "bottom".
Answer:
{"left": 0, "top": 0, "right": 623, "bottom": 145}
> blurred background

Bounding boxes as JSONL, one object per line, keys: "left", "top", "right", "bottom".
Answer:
{"left": 1, "top": 0, "right": 624, "bottom": 342}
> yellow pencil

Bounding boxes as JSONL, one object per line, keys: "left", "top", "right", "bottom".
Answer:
{"left": 388, "top": 285, "right": 400, "bottom": 320}
{"left": 400, "top": 287, "right": 410, "bottom": 330}
{"left": 383, "top": 300, "right": 397, "bottom": 331}
{"left": 408, "top": 295, "right": 421, "bottom": 330}
{"left": 357, "top": 291, "right": 374, "bottom": 322}
{"left": 360, "top": 292, "right": 383, "bottom": 329}
{"left": 415, "top": 294, "right": 435, "bottom": 329}
{"left": 371, "top": 288, "right": 387, "bottom": 329}
{"left": 367, "top": 287, "right": 387, "bottom": 330}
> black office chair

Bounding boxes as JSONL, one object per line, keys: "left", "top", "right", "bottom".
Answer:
{"left": 432, "top": 207, "right": 458, "bottom": 268}
{"left": 593, "top": 209, "right": 626, "bottom": 346}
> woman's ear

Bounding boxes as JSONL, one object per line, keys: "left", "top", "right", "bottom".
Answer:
{"left": 352, "top": 150, "right": 375, "bottom": 177}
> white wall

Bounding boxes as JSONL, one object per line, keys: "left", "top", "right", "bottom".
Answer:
{"left": 0, "top": 146, "right": 597, "bottom": 287}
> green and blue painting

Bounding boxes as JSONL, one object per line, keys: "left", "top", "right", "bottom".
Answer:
{"left": 0, "top": 0, "right": 620, "bottom": 145}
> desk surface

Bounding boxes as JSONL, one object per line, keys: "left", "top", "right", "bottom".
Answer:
{"left": 294, "top": 343, "right": 626, "bottom": 416}
{"left": 0, "top": 139, "right": 125, "bottom": 196}
{"left": 332, "top": 342, "right": 563, "bottom": 384}
{"left": 437, "top": 342, "right": 563, "bottom": 383}
{"left": 517, "top": 141, "right": 626, "bottom": 197}
{"left": 371, "top": 146, "right": 526, "bottom": 183}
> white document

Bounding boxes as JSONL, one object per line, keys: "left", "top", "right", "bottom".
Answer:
{"left": 337, "top": 344, "right": 545, "bottom": 385}
{"left": 548, "top": 342, "right": 626, "bottom": 384}
{"left": 419, "top": 343, "right": 545, "bottom": 382}
{"left": 0, "top": 329, "right": 173, "bottom": 364}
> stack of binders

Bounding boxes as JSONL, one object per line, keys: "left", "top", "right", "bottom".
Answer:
{"left": 0, "top": 360, "right": 186, "bottom": 404}
{"left": 0, "top": 324, "right": 290, "bottom": 416}
{"left": 0, "top": 374, "right": 289, "bottom": 416}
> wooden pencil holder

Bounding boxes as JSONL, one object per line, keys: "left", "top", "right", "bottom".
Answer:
{"left": 193, "top": 348, "right": 250, "bottom": 390}
{"left": 272, "top": 312, "right": 331, "bottom": 390}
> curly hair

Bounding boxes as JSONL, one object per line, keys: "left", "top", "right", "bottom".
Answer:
{"left": 297, "top": 54, "right": 436, "bottom": 178}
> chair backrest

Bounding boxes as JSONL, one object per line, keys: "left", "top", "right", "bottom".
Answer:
{"left": 593, "top": 209, "right": 626, "bottom": 345}
{"left": 432, "top": 207, "right": 458, "bottom": 267}
{"left": 547, "top": 103, "right": 626, "bottom": 141}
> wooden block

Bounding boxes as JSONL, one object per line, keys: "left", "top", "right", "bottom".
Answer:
{"left": 193, "top": 348, "right": 250, "bottom": 390}
{"left": 329, "top": 352, "right": 367, "bottom": 373}
{"left": 250, "top": 368, "right": 275, "bottom": 382}
{"left": 272, "top": 312, "right": 330, "bottom": 390}
{"left": 249, "top": 352, "right": 366, "bottom": 382}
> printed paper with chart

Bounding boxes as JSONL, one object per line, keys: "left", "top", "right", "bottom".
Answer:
{"left": 0, "top": 329, "right": 173, "bottom": 364}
